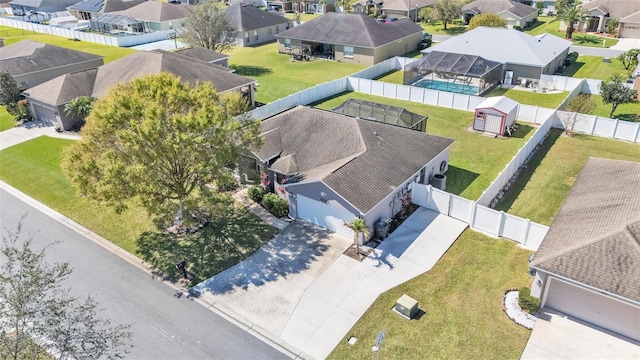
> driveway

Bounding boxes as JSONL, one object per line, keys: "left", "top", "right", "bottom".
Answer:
{"left": 521, "top": 309, "right": 640, "bottom": 359}
{"left": 194, "top": 207, "right": 467, "bottom": 359}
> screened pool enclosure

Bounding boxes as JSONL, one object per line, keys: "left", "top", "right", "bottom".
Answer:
{"left": 90, "top": 14, "right": 146, "bottom": 34}
{"left": 331, "top": 99, "right": 427, "bottom": 132}
{"left": 404, "top": 51, "right": 502, "bottom": 96}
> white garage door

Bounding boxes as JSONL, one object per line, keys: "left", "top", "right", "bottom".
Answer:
{"left": 621, "top": 25, "right": 640, "bottom": 39}
{"left": 297, "top": 195, "right": 355, "bottom": 237}
{"left": 545, "top": 278, "right": 640, "bottom": 341}
{"left": 485, "top": 113, "right": 503, "bottom": 134}
{"left": 33, "top": 104, "right": 58, "bottom": 126}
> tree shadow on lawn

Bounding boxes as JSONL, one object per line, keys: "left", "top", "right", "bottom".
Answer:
{"left": 572, "top": 35, "right": 599, "bottom": 45}
{"left": 136, "top": 202, "right": 277, "bottom": 285}
{"left": 614, "top": 112, "right": 640, "bottom": 123}
{"left": 444, "top": 166, "right": 479, "bottom": 196}
{"left": 563, "top": 62, "right": 584, "bottom": 77}
{"left": 229, "top": 65, "right": 272, "bottom": 77}
{"left": 194, "top": 222, "right": 334, "bottom": 294}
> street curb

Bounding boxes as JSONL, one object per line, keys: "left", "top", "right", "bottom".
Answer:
{"left": 0, "top": 180, "right": 308, "bottom": 359}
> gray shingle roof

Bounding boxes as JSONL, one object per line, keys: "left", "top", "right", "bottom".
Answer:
{"left": 24, "top": 68, "right": 97, "bottom": 105}
{"left": 380, "top": 0, "right": 435, "bottom": 11}
{"left": 582, "top": 0, "right": 640, "bottom": 20}
{"left": 256, "top": 106, "right": 454, "bottom": 214}
{"left": 173, "top": 46, "right": 229, "bottom": 63}
{"left": 113, "top": 1, "right": 189, "bottom": 22}
{"left": 276, "top": 12, "right": 423, "bottom": 48}
{"left": 10, "top": 0, "right": 78, "bottom": 10}
{"left": 68, "top": 0, "right": 146, "bottom": 14}
{"left": 0, "top": 40, "right": 102, "bottom": 76}
{"left": 531, "top": 158, "right": 640, "bottom": 302}
{"left": 226, "top": 3, "right": 290, "bottom": 32}
{"left": 462, "top": 0, "right": 537, "bottom": 18}
{"left": 424, "top": 27, "right": 571, "bottom": 67}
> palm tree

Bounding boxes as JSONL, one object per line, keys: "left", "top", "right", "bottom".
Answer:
{"left": 344, "top": 217, "right": 370, "bottom": 260}
{"left": 64, "top": 96, "right": 95, "bottom": 124}
{"left": 335, "top": 0, "right": 356, "bottom": 12}
{"left": 554, "top": 2, "right": 589, "bottom": 39}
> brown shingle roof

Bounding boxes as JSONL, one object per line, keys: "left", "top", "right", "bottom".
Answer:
{"left": 226, "top": 3, "right": 290, "bottom": 32}
{"left": 256, "top": 106, "right": 454, "bottom": 214}
{"left": 532, "top": 158, "right": 640, "bottom": 302}
{"left": 0, "top": 40, "right": 102, "bottom": 76}
{"left": 173, "top": 46, "right": 229, "bottom": 63}
{"left": 25, "top": 68, "right": 97, "bottom": 105}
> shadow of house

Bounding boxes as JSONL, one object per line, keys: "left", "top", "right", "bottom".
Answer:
{"left": 22, "top": 50, "right": 256, "bottom": 130}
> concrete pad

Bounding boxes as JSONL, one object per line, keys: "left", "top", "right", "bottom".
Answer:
{"left": 610, "top": 38, "right": 640, "bottom": 51}
{"left": 297, "top": 306, "right": 360, "bottom": 360}
{"left": 305, "top": 257, "right": 370, "bottom": 306}
{"left": 0, "top": 125, "right": 54, "bottom": 151}
{"left": 521, "top": 310, "right": 640, "bottom": 360}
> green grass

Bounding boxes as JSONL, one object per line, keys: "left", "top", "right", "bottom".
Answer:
{"left": 0, "top": 107, "right": 16, "bottom": 132}
{"left": 284, "top": 12, "right": 321, "bottom": 23}
{"left": 312, "top": 92, "right": 535, "bottom": 200}
{"left": 570, "top": 33, "right": 618, "bottom": 48}
{"left": 524, "top": 16, "right": 562, "bottom": 36}
{"left": 420, "top": 21, "right": 466, "bottom": 35}
{"left": 524, "top": 17, "right": 618, "bottom": 48}
{"left": 227, "top": 42, "right": 366, "bottom": 103}
{"left": 486, "top": 88, "right": 569, "bottom": 108}
{"left": 329, "top": 229, "right": 533, "bottom": 360}
{"left": 564, "top": 55, "right": 631, "bottom": 80}
{"left": 495, "top": 129, "right": 640, "bottom": 225}
{"left": 590, "top": 95, "right": 640, "bottom": 122}
{"left": 0, "top": 26, "right": 135, "bottom": 63}
{"left": 0, "top": 137, "right": 277, "bottom": 274}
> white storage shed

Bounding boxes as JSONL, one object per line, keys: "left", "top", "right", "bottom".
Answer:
{"left": 473, "top": 96, "right": 518, "bottom": 136}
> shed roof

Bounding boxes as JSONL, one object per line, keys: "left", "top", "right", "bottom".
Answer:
{"left": 476, "top": 96, "right": 518, "bottom": 113}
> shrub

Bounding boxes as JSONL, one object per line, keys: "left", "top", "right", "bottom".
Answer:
{"left": 271, "top": 198, "right": 289, "bottom": 218}
{"left": 247, "top": 185, "right": 264, "bottom": 203}
{"left": 262, "top": 192, "right": 279, "bottom": 211}
{"left": 215, "top": 171, "right": 238, "bottom": 192}
{"left": 518, "top": 287, "right": 541, "bottom": 315}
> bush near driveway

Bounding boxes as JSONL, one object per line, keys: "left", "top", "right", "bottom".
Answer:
{"left": 312, "top": 92, "right": 535, "bottom": 200}
{"left": 329, "top": 229, "right": 533, "bottom": 360}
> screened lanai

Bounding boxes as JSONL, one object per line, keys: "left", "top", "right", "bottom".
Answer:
{"left": 403, "top": 51, "right": 502, "bottom": 96}
{"left": 331, "top": 99, "right": 427, "bottom": 132}
{"left": 90, "top": 14, "right": 145, "bottom": 34}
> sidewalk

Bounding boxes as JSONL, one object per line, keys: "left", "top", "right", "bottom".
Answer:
{"left": 0, "top": 122, "right": 79, "bottom": 151}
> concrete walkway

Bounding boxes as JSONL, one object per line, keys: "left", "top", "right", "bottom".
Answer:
{"left": 0, "top": 122, "right": 79, "bottom": 151}
{"left": 521, "top": 309, "right": 640, "bottom": 360}
{"left": 194, "top": 207, "right": 468, "bottom": 359}
{"left": 232, "top": 188, "right": 290, "bottom": 231}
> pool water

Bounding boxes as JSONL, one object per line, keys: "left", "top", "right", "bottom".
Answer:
{"left": 413, "top": 79, "right": 479, "bottom": 95}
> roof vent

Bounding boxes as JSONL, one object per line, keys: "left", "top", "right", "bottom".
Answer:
{"left": 373, "top": 131, "right": 378, "bottom": 137}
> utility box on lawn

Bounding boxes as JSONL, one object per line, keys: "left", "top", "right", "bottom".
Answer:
{"left": 393, "top": 294, "right": 419, "bottom": 320}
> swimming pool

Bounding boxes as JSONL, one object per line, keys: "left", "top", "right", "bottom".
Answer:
{"left": 413, "top": 79, "right": 479, "bottom": 95}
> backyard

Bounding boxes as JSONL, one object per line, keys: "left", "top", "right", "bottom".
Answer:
{"left": 227, "top": 42, "right": 366, "bottom": 104}
{"left": 0, "top": 136, "right": 277, "bottom": 281}
{"left": 312, "top": 92, "right": 535, "bottom": 200}
{"left": 590, "top": 94, "right": 640, "bottom": 122}
{"left": 485, "top": 87, "right": 569, "bottom": 108}
{"left": 495, "top": 129, "right": 640, "bottom": 225}
{"left": 329, "top": 228, "right": 533, "bottom": 360}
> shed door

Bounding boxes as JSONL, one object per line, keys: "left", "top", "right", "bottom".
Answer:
{"left": 297, "top": 195, "right": 355, "bottom": 237}
{"left": 484, "top": 113, "right": 503, "bottom": 134}
{"left": 33, "top": 104, "right": 58, "bottom": 126}
{"left": 545, "top": 277, "right": 640, "bottom": 341}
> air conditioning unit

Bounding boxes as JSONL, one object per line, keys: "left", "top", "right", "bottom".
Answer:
{"left": 393, "top": 294, "right": 418, "bottom": 320}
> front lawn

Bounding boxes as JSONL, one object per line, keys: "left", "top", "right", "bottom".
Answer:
{"left": 0, "top": 107, "right": 15, "bottom": 132}
{"left": 590, "top": 95, "right": 640, "bottom": 122}
{"left": 564, "top": 55, "right": 631, "bottom": 80}
{"left": 524, "top": 16, "right": 562, "bottom": 37}
{"left": 0, "top": 26, "right": 135, "bottom": 63}
{"left": 0, "top": 137, "right": 277, "bottom": 278}
{"left": 485, "top": 88, "right": 569, "bottom": 108}
{"left": 312, "top": 92, "right": 535, "bottom": 200}
{"left": 495, "top": 129, "right": 640, "bottom": 225}
{"left": 524, "top": 17, "right": 618, "bottom": 47}
{"left": 420, "top": 21, "right": 466, "bottom": 35}
{"left": 227, "top": 42, "right": 366, "bottom": 103}
{"left": 329, "top": 229, "right": 533, "bottom": 360}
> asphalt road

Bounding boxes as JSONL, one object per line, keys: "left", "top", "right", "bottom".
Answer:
{"left": 0, "top": 188, "right": 289, "bottom": 360}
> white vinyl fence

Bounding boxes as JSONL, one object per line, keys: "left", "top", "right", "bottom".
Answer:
{"left": 555, "top": 111, "right": 640, "bottom": 143}
{"left": 413, "top": 185, "right": 547, "bottom": 250}
{"left": 0, "top": 17, "right": 174, "bottom": 47}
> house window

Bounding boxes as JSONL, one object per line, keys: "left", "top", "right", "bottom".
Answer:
{"left": 275, "top": 25, "right": 279, "bottom": 34}
{"left": 254, "top": 30, "right": 258, "bottom": 40}
{"left": 245, "top": 32, "right": 250, "bottom": 43}
{"left": 344, "top": 46, "right": 354, "bottom": 58}
{"left": 284, "top": 38, "right": 291, "bottom": 49}
{"left": 267, "top": 28, "right": 272, "bottom": 36}
{"left": 79, "top": 11, "right": 91, "bottom": 20}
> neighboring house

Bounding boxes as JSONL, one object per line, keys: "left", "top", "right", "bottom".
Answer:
{"left": 380, "top": 0, "right": 436, "bottom": 22}
{"left": 0, "top": 40, "right": 103, "bottom": 89}
{"left": 173, "top": 46, "right": 230, "bottom": 68}
{"left": 244, "top": 105, "right": 455, "bottom": 237}
{"left": 292, "top": 0, "right": 334, "bottom": 14}
{"left": 22, "top": 50, "right": 255, "bottom": 130}
{"left": 353, "top": 0, "right": 383, "bottom": 17}
{"left": 461, "top": 0, "right": 538, "bottom": 28}
{"left": 568, "top": 0, "right": 640, "bottom": 39}
{"left": 97, "top": 1, "right": 189, "bottom": 32}
{"left": 9, "top": 0, "right": 77, "bottom": 16}
{"left": 67, "top": 0, "right": 145, "bottom": 21}
{"left": 265, "top": 0, "right": 292, "bottom": 13}
{"left": 530, "top": 157, "right": 640, "bottom": 342}
{"left": 226, "top": 4, "right": 293, "bottom": 47}
{"left": 276, "top": 12, "right": 423, "bottom": 66}
{"left": 422, "top": 27, "right": 571, "bottom": 81}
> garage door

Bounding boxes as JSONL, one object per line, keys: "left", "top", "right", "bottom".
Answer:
{"left": 485, "top": 113, "right": 503, "bottom": 134}
{"left": 33, "top": 104, "right": 58, "bottom": 126}
{"left": 545, "top": 278, "right": 640, "bottom": 341}
{"left": 621, "top": 25, "right": 640, "bottom": 39}
{"left": 297, "top": 195, "right": 355, "bottom": 237}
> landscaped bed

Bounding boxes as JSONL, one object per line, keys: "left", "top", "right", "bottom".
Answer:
{"left": 312, "top": 92, "right": 535, "bottom": 200}
{"left": 495, "top": 129, "right": 640, "bottom": 225}
{"left": 328, "top": 228, "right": 533, "bottom": 360}
{"left": 0, "top": 136, "right": 277, "bottom": 281}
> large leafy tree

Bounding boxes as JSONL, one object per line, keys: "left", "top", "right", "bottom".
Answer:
{"left": 598, "top": 74, "right": 638, "bottom": 118}
{"left": 431, "top": 0, "right": 464, "bottom": 30}
{"left": 62, "top": 73, "right": 261, "bottom": 228}
{"left": 0, "top": 70, "right": 24, "bottom": 117}
{"left": 0, "top": 219, "right": 132, "bottom": 359}
{"left": 335, "top": 0, "right": 357, "bottom": 12}
{"left": 618, "top": 49, "right": 640, "bottom": 70}
{"left": 179, "top": 0, "right": 238, "bottom": 52}
{"left": 554, "top": 1, "right": 588, "bottom": 39}
{"left": 467, "top": 13, "right": 506, "bottom": 30}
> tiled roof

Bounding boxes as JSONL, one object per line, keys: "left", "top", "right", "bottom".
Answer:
{"left": 226, "top": 3, "right": 290, "bottom": 32}
{"left": 276, "top": 12, "right": 422, "bottom": 48}
{"left": 255, "top": 106, "right": 454, "bottom": 213}
{"left": 532, "top": 158, "right": 640, "bottom": 302}
{"left": 0, "top": 40, "right": 102, "bottom": 76}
